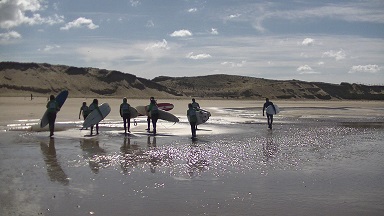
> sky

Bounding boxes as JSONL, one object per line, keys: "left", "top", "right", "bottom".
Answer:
{"left": 0, "top": 0, "right": 383, "bottom": 85}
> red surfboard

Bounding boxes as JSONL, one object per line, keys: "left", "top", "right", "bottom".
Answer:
{"left": 137, "top": 102, "right": 174, "bottom": 116}
{"left": 157, "top": 103, "right": 174, "bottom": 111}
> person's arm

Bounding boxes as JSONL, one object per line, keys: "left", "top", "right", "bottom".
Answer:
{"left": 262, "top": 103, "right": 266, "bottom": 116}
{"left": 119, "top": 104, "right": 122, "bottom": 117}
{"left": 56, "top": 101, "right": 60, "bottom": 111}
{"left": 79, "top": 107, "right": 82, "bottom": 119}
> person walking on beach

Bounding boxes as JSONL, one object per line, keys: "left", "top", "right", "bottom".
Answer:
{"left": 263, "top": 98, "right": 276, "bottom": 129}
{"left": 146, "top": 97, "right": 156, "bottom": 131}
{"left": 89, "top": 99, "right": 100, "bottom": 135}
{"left": 191, "top": 98, "right": 200, "bottom": 130}
{"left": 46, "top": 95, "right": 60, "bottom": 137}
{"left": 79, "top": 101, "right": 90, "bottom": 129}
{"left": 120, "top": 97, "right": 131, "bottom": 135}
{"left": 79, "top": 102, "right": 90, "bottom": 120}
{"left": 147, "top": 98, "right": 159, "bottom": 135}
{"left": 187, "top": 103, "right": 198, "bottom": 139}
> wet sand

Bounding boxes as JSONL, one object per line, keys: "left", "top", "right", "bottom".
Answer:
{"left": 0, "top": 97, "right": 384, "bottom": 216}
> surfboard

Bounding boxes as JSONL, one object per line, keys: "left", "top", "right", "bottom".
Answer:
{"left": 188, "top": 109, "right": 211, "bottom": 125}
{"left": 266, "top": 104, "right": 280, "bottom": 115}
{"left": 136, "top": 105, "right": 179, "bottom": 123}
{"left": 83, "top": 103, "right": 111, "bottom": 128}
{"left": 157, "top": 103, "right": 174, "bottom": 111}
{"left": 128, "top": 106, "right": 139, "bottom": 118}
{"left": 40, "top": 90, "right": 69, "bottom": 128}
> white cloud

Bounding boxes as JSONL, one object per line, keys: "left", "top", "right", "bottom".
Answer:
{"left": 60, "top": 17, "right": 99, "bottom": 30}
{"left": 0, "top": 31, "right": 21, "bottom": 41}
{"left": 145, "top": 39, "right": 169, "bottom": 50}
{"left": 187, "top": 52, "right": 212, "bottom": 60}
{"left": 170, "top": 29, "right": 192, "bottom": 37}
{"left": 322, "top": 49, "right": 346, "bottom": 61}
{"left": 0, "top": 0, "right": 64, "bottom": 29}
{"left": 210, "top": 28, "right": 218, "bottom": 35}
{"left": 221, "top": 60, "right": 246, "bottom": 67}
{"left": 38, "top": 44, "right": 61, "bottom": 52}
{"left": 130, "top": 0, "right": 140, "bottom": 7}
{"left": 349, "top": 64, "right": 381, "bottom": 74}
{"left": 302, "top": 38, "right": 315, "bottom": 46}
{"left": 229, "top": 13, "right": 241, "bottom": 19}
{"left": 188, "top": 8, "right": 197, "bottom": 13}
{"left": 318, "top": 61, "right": 325, "bottom": 65}
{"left": 297, "top": 65, "right": 319, "bottom": 74}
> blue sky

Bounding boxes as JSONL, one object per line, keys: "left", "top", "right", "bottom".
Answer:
{"left": 1, "top": 0, "right": 383, "bottom": 84}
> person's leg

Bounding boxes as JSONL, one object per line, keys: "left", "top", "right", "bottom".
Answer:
{"left": 270, "top": 114, "right": 274, "bottom": 129}
{"left": 147, "top": 117, "right": 151, "bottom": 131}
{"left": 96, "top": 123, "right": 99, "bottom": 134}
{"left": 267, "top": 114, "right": 271, "bottom": 128}
{"left": 191, "top": 122, "right": 196, "bottom": 138}
{"left": 152, "top": 114, "right": 158, "bottom": 135}
{"left": 48, "top": 112, "right": 56, "bottom": 136}
{"left": 123, "top": 116, "right": 127, "bottom": 134}
{"left": 127, "top": 115, "right": 131, "bottom": 132}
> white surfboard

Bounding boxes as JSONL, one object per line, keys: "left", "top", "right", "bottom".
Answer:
{"left": 128, "top": 106, "right": 139, "bottom": 118}
{"left": 266, "top": 104, "right": 280, "bottom": 115}
{"left": 136, "top": 105, "right": 179, "bottom": 123}
{"left": 83, "top": 103, "right": 111, "bottom": 128}
{"left": 188, "top": 109, "right": 211, "bottom": 125}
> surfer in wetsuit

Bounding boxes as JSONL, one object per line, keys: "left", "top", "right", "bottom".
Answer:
{"left": 147, "top": 98, "right": 159, "bottom": 135}
{"left": 79, "top": 102, "right": 89, "bottom": 120}
{"left": 146, "top": 97, "right": 156, "bottom": 131}
{"left": 262, "top": 98, "right": 276, "bottom": 129}
{"left": 120, "top": 97, "right": 131, "bottom": 135}
{"left": 89, "top": 99, "right": 99, "bottom": 135}
{"left": 46, "top": 95, "right": 60, "bottom": 137}
{"left": 79, "top": 102, "right": 90, "bottom": 130}
{"left": 187, "top": 103, "right": 197, "bottom": 139}
{"left": 191, "top": 98, "right": 200, "bottom": 130}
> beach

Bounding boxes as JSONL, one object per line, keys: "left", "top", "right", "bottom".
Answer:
{"left": 0, "top": 97, "right": 383, "bottom": 216}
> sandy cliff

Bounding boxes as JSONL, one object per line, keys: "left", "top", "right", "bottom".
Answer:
{"left": 1, "top": 62, "right": 383, "bottom": 100}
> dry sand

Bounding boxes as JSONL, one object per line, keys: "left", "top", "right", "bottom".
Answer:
{"left": 0, "top": 97, "right": 383, "bottom": 216}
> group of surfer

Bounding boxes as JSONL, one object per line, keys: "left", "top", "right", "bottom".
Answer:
{"left": 79, "top": 97, "right": 163, "bottom": 135}
{"left": 46, "top": 94, "right": 276, "bottom": 139}
{"left": 79, "top": 99, "right": 100, "bottom": 135}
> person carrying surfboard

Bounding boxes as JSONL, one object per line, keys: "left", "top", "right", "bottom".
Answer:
{"left": 262, "top": 98, "right": 276, "bottom": 129}
{"left": 147, "top": 98, "right": 159, "bottom": 135}
{"left": 46, "top": 95, "right": 60, "bottom": 137}
{"left": 187, "top": 103, "right": 198, "bottom": 139}
{"left": 120, "top": 97, "right": 131, "bottom": 135}
{"left": 146, "top": 97, "right": 156, "bottom": 131}
{"left": 191, "top": 98, "right": 200, "bottom": 130}
{"left": 89, "top": 99, "right": 100, "bottom": 135}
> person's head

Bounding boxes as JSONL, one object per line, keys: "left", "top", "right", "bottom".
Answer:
{"left": 82, "top": 101, "right": 86, "bottom": 106}
{"left": 265, "top": 98, "right": 269, "bottom": 102}
{"left": 150, "top": 96, "right": 154, "bottom": 101}
{"left": 50, "top": 95, "right": 55, "bottom": 100}
{"left": 123, "top": 97, "right": 127, "bottom": 103}
{"left": 192, "top": 98, "right": 195, "bottom": 102}
{"left": 188, "top": 103, "right": 193, "bottom": 108}
{"left": 93, "top": 99, "right": 98, "bottom": 104}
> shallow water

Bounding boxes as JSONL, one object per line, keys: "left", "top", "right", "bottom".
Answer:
{"left": 1, "top": 104, "right": 384, "bottom": 216}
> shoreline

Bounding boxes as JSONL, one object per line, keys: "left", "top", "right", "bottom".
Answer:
{"left": 1, "top": 97, "right": 384, "bottom": 215}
